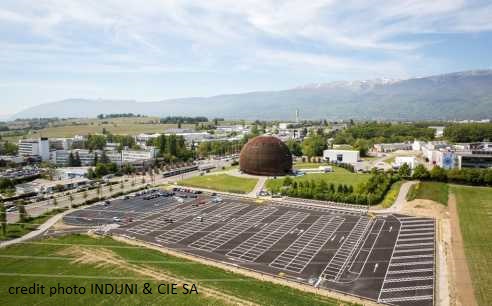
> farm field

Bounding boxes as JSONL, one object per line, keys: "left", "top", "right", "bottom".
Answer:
{"left": 406, "top": 182, "right": 448, "bottom": 205}
{"left": 452, "top": 185, "right": 492, "bottom": 306}
{"left": 265, "top": 167, "right": 370, "bottom": 191}
{"left": 178, "top": 174, "right": 257, "bottom": 194}
{"left": 0, "top": 235, "right": 355, "bottom": 306}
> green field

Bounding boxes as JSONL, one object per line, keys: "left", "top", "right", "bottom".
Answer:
{"left": 0, "top": 235, "right": 356, "bottom": 306}
{"left": 178, "top": 174, "right": 258, "bottom": 194}
{"left": 265, "top": 167, "right": 370, "bottom": 191}
{"left": 0, "top": 208, "right": 67, "bottom": 241}
{"left": 452, "top": 186, "right": 492, "bottom": 306}
{"left": 292, "top": 162, "right": 331, "bottom": 169}
{"left": 379, "top": 181, "right": 404, "bottom": 208}
{"left": 406, "top": 182, "right": 449, "bottom": 205}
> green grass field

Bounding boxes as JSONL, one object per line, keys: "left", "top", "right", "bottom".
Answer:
{"left": 378, "top": 181, "right": 404, "bottom": 208}
{"left": 265, "top": 167, "right": 370, "bottom": 191}
{"left": 452, "top": 186, "right": 492, "bottom": 306}
{"left": 0, "top": 208, "right": 67, "bottom": 241}
{"left": 178, "top": 174, "right": 258, "bottom": 194}
{"left": 406, "top": 182, "right": 448, "bottom": 205}
{"left": 0, "top": 235, "right": 357, "bottom": 306}
{"left": 292, "top": 162, "right": 331, "bottom": 169}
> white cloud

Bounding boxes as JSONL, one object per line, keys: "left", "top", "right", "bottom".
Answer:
{"left": 0, "top": 0, "right": 491, "bottom": 80}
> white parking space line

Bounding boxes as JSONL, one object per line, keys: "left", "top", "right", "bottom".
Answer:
{"left": 378, "top": 216, "right": 435, "bottom": 305}
{"left": 321, "top": 216, "right": 372, "bottom": 281}
{"left": 269, "top": 215, "right": 344, "bottom": 273}
{"left": 190, "top": 206, "right": 278, "bottom": 251}
{"left": 227, "top": 211, "right": 309, "bottom": 262}
{"left": 156, "top": 202, "right": 248, "bottom": 244}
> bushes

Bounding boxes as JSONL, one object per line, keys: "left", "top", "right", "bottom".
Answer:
{"left": 278, "top": 172, "right": 396, "bottom": 205}
{"left": 414, "top": 165, "right": 492, "bottom": 186}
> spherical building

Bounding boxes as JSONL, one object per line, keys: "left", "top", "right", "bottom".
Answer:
{"left": 239, "top": 136, "right": 292, "bottom": 176}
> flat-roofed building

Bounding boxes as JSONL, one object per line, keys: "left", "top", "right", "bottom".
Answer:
{"left": 323, "top": 149, "right": 360, "bottom": 164}
{"left": 18, "top": 138, "right": 50, "bottom": 161}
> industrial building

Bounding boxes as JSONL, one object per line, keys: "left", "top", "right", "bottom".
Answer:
{"left": 18, "top": 138, "right": 50, "bottom": 161}
{"left": 239, "top": 136, "right": 292, "bottom": 176}
{"left": 323, "top": 149, "right": 360, "bottom": 164}
{"left": 373, "top": 142, "right": 412, "bottom": 153}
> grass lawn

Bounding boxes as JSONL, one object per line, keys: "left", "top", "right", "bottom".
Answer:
{"left": 292, "top": 162, "right": 331, "bottom": 169}
{"left": 406, "top": 182, "right": 448, "bottom": 205}
{"left": 178, "top": 174, "right": 257, "bottom": 194}
{"left": 379, "top": 181, "right": 404, "bottom": 208}
{"left": 266, "top": 167, "right": 370, "bottom": 191}
{"left": 451, "top": 186, "right": 492, "bottom": 306}
{"left": 0, "top": 208, "right": 67, "bottom": 241}
{"left": 0, "top": 235, "right": 357, "bottom": 306}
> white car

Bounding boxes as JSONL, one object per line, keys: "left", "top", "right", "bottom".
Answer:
{"left": 112, "top": 217, "right": 122, "bottom": 222}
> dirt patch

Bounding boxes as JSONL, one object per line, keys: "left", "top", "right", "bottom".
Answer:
{"left": 448, "top": 194, "right": 478, "bottom": 306}
{"left": 57, "top": 244, "right": 258, "bottom": 306}
{"left": 401, "top": 199, "right": 448, "bottom": 219}
{"left": 113, "top": 235, "right": 376, "bottom": 306}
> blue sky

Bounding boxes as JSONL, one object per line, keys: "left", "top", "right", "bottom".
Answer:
{"left": 1, "top": 0, "right": 492, "bottom": 116}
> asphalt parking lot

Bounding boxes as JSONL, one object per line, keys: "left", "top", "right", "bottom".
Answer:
{"left": 64, "top": 190, "right": 435, "bottom": 306}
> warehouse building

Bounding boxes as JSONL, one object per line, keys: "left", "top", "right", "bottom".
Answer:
{"left": 323, "top": 149, "right": 360, "bottom": 164}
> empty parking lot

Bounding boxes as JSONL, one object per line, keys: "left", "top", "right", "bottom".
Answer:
{"left": 64, "top": 191, "right": 435, "bottom": 306}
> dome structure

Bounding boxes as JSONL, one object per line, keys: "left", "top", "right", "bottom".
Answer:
{"left": 239, "top": 136, "right": 292, "bottom": 176}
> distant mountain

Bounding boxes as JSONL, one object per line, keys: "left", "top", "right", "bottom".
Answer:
{"left": 12, "top": 70, "right": 492, "bottom": 121}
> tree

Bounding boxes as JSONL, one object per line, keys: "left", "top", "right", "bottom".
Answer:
{"left": 286, "top": 139, "right": 302, "bottom": 157}
{"left": 52, "top": 197, "right": 58, "bottom": 207}
{"left": 0, "top": 205, "right": 6, "bottom": 236}
{"left": 1, "top": 142, "right": 18, "bottom": 155}
{"left": 398, "top": 163, "right": 411, "bottom": 178}
{"left": 68, "top": 193, "right": 73, "bottom": 209}
{"left": 74, "top": 151, "right": 82, "bottom": 166}
{"left": 100, "top": 151, "right": 110, "bottom": 164}
{"left": 68, "top": 152, "right": 75, "bottom": 166}
{"left": 302, "top": 134, "right": 326, "bottom": 157}
{"left": 412, "top": 164, "right": 430, "bottom": 180}
{"left": 17, "top": 202, "right": 28, "bottom": 226}
{"left": 430, "top": 166, "right": 447, "bottom": 182}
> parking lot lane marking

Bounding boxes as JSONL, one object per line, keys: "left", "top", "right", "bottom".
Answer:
{"left": 227, "top": 211, "right": 309, "bottom": 262}
{"left": 269, "top": 215, "right": 344, "bottom": 273}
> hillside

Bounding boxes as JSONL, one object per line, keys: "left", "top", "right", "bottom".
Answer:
{"left": 12, "top": 70, "right": 492, "bottom": 120}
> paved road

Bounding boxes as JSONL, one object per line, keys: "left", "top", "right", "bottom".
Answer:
{"left": 377, "top": 180, "right": 418, "bottom": 214}
{"left": 0, "top": 208, "right": 75, "bottom": 248}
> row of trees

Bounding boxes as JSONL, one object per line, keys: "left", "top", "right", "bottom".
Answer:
{"left": 0, "top": 141, "right": 18, "bottom": 155}
{"left": 444, "top": 123, "right": 492, "bottom": 142}
{"left": 97, "top": 113, "right": 142, "bottom": 119}
{"left": 148, "top": 134, "right": 193, "bottom": 162}
{"left": 274, "top": 171, "right": 397, "bottom": 206}
{"left": 159, "top": 116, "right": 209, "bottom": 124}
{"left": 332, "top": 122, "right": 435, "bottom": 156}
{"left": 196, "top": 140, "right": 242, "bottom": 157}
{"left": 404, "top": 164, "right": 492, "bottom": 186}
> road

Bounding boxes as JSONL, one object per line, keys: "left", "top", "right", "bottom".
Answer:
{"left": 377, "top": 180, "right": 418, "bottom": 214}
{"left": 5, "top": 160, "right": 229, "bottom": 224}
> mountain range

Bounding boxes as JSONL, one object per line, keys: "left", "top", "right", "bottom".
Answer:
{"left": 11, "top": 70, "right": 492, "bottom": 121}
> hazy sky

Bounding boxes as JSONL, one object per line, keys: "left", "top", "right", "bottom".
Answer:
{"left": 1, "top": 0, "right": 492, "bottom": 116}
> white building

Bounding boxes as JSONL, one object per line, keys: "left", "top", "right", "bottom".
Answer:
{"left": 18, "top": 138, "right": 50, "bottom": 161}
{"left": 373, "top": 142, "right": 412, "bottom": 153}
{"left": 323, "top": 149, "right": 360, "bottom": 164}
{"left": 15, "top": 177, "right": 89, "bottom": 194}
{"left": 55, "top": 167, "right": 91, "bottom": 180}
{"left": 393, "top": 156, "right": 417, "bottom": 169}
